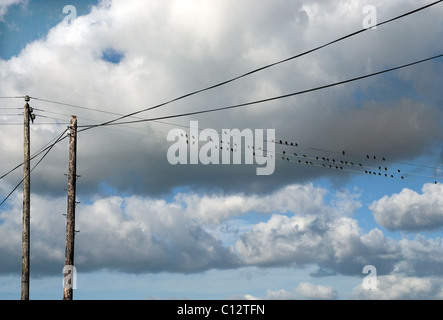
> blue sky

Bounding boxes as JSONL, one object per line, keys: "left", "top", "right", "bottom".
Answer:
{"left": 0, "top": 1, "right": 96, "bottom": 60}
{"left": 0, "top": 0, "right": 443, "bottom": 300}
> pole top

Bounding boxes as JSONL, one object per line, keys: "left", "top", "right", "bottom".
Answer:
{"left": 24, "top": 95, "right": 30, "bottom": 102}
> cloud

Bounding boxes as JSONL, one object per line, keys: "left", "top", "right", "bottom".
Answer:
{"left": 350, "top": 275, "right": 443, "bottom": 300}
{"left": 0, "top": 182, "right": 340, "bottom": 275}
{"left": 1, "top": 0, "right": 443, "bottom": 299}
{"left": 370, "top": 183, "right": 443, "bottom": 231}
{"left": 0, "top": 182, "right": 389, "bottom": 276}
{"left": 178, "top": 183, "right": 328, "bottom": 224}
{"left": 0, "top": 0, "right": 24, "bottom": 20}
{"left": 0, "top": 188, "right": 241, "bottom": 275}
{"left": 240, "top": 282, "right": 338, "bottom": 300}
{"left": 230, "top": 282, "right": 338, "bottom": 300}
{"left": 2, "top": 179, "right": 443, "bottom": 303}
{"left": 0, "top": 0, "right": 442, "bottom": 197}
{"left": 398, "top": 236, "right": 443, "bottom": 276}
{"left": 235, "top": 201, "right": 401, "bottom": 276}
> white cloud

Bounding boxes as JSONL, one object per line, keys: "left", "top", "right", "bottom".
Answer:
{"left": 293, "top": 282, "right": 338, "bottom": 300}
{"left": 1, "top": 0, "right": 442, "bottom": 196}
{"left": 370, "top": 183, "right": 443, "bottom": 231}
{"left": 4, "top": 181, "right": 442, "bottom": 278}
{"left": 397, "top": 236, "right": 443, "bottom": 276}
{"left": 178, "top": 183, "right": 328, "bottom": 224}
{"left": 351, "top": 275, "right": 443, "bottom": 300}
{"left": 0, "top": 182, "right": 337, "bottom": 274}
{"left": 1, "top": 0, "right": 443, "bottom": 299}
{"left": 235, "top": 199, "right": 400, "bottom": 275}
{"left": 239, "top": 282, "right": 338, "bottom": 300}
{"left": 0, "top": 0, "right": 24, "bottom": 20}
{"left": 0, "top": 182, "right": 391, "bottom": 276}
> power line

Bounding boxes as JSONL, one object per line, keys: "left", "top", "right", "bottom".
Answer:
{"left": 213, "top": 135, "right": 442, "bottom": 184}
{"left": 29, "top": 97, "right": 137, "bottom": 118}
{"left": 89, "top": 0, "right": 443, "bottom": 126}
{"left": 28, "top": 0, "right": 443, "bottom": 131}
{"left": 0, "top": 129, "right": 69, "bottom": 181}
{"left": 77, "top": 53, "right": 443, "bottom": 131}
{"left": 0, "top": 2, "right": 439, "bottom": 193}
{"left": 0, "top": 96, "right": 25, "bottom": 99}
{"left": 0, "top": 128, "right": 68, "bottom": 207}
{"left": 161, "top": 121, "right": 442, "bottom": 183}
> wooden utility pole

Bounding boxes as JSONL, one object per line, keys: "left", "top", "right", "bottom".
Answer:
{"left": 63, "top": 115, "right": 77, "bottom": 300}
{"left": 21, "top": 95, "right": 34, "bottom": 300}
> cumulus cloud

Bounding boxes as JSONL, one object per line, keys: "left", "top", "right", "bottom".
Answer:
{"left": 351, "top": 275, "right": 443, "bottom": 300}
{"left": 398, "top": 236, "right": 443, "bottom": 276}
{"left": 1, "top": 0, "right": 443, "bottom": 299}
{"left": 235, "top": 207, "right": 400, "bottom": 276}
{"left": 242, "top": 282, "right": 338, "bottom": 300}
{"left": 0, "top": 182, "right": 343, "bottom": 275}
{"left": 0, "top": 0, "right": 442, "bottom": 197}
{"left": 0, "top": 182, "right": 395, "bottom": 276}
{"left": 370, "top": 183, "right": 443, "bottom": 231}
{"left": 0, "top": 0, "right": 23, "bottom": 20}
{"left": 0, "top": 190, "right": 241, "bottom": 275}
{"left": 2, "top": 179, "right": 443, "bottom": 279}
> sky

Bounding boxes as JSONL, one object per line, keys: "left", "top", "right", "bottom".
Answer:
{"left": 0, "top": 0, "right": 442, "bottom": 300}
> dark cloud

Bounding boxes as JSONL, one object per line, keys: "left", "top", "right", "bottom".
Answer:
{"left": 0, "top": 0, "right": 443, "bottom": 299}
{"left": 0, "top": 0, "right": 442, "bottom": 197}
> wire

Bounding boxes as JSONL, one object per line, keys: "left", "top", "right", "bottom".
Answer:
{"left": 0, "top": 96, "right": 25, "bottom": 99}
{"left": 77, "top": 53, "right": 443, "bottom": 131}
{"left": 0, "top": 2, "right": 439, "bottom": 192}
{"left": 29, "top": 97, "right": 139, "bottom": 118}
{"left": 0, "top": 129, "right": 69, "bottom": 181}
{"left": 208, "top": 136, "right": 441, "bottom": 184}
{"left": 87, "top": 0, "right": 443, "bottom": 125}
{"left": 29, "top": 0, "right": 443, "bottom": 132}
{"left": 0, "top": 122, "right": 69, "bottom": 126}
{"left": 0, "top": 129, "right": 68, "bottom": 207}
{"left": 161, "top": 121, "right": 442, "bottom": 183}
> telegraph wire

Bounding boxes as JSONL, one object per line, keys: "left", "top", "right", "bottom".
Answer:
{"left": 29, "top": 0, "right": 443, "bottom": 132}
{"left": 2, "top": 0, "right": 443, "bottom": 125}
{"left": 116, "top": 117, "right": 443, "bottom": 175}
{"left": 0, "top": 122, "right": 69, "bottom": 126}
{"left": 179, "top": 126, "right": 442, "bottom": 183}
{"left": 0, "top": 2, "right": 440, "bottom": 192}
{"left": 0, "top": 128, "right": 68, "bottom": 207}
{"left": 213, "top": 136, "right": 441, "bottom": 184}
{"left": 0, "top": 129, "right": 69, "bottom": 181}
{"left": 77, "top": 53, "right": 443, "bottom": 131}
{"left": 0, "top": 96, "right": 26, "bottom": 99}
{"left": 29, "top": 97, "right": 143, "bottom": 119}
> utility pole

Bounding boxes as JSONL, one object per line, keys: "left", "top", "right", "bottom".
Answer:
{"left": 63, "top": 115, "right": 77, "bottom": 300}
{"left": 21, "top": 95, "right": 35, "bottom": 300}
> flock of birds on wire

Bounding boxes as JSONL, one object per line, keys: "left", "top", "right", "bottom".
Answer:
{"left": 181, "top": 133, "right": 442, "bottom": 185}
